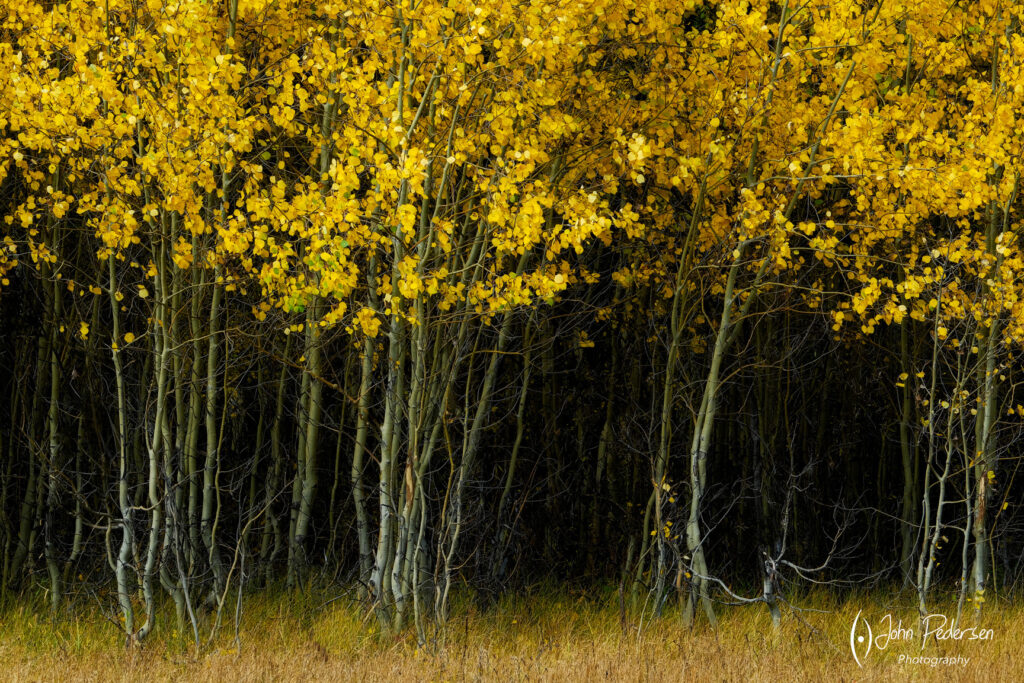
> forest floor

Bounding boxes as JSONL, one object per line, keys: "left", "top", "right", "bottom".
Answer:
{"left": 1, "top": 587, "right": 1021, "bottom": 681}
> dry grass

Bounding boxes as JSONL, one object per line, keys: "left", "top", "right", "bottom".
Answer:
{"left": 1, "top": 587, "right": 1021, "bottom": 681}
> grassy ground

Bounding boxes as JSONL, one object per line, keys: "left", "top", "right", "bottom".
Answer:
{"left": 1, "top": 587, "right": 1020, "bottom": 681}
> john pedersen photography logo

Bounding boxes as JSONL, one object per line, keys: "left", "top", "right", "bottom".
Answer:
{"left": 849, "top": 610, "right": 994, "bottom": 667}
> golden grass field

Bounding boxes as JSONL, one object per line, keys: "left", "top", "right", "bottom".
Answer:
{"left": 1, "top": 588, "right": 1020, "bottom": 682}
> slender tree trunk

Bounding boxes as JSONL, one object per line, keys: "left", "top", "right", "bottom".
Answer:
{"left": 108, "top": 256, "right": 136, "bottom": 640}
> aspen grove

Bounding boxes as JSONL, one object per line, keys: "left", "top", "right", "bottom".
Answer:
{"left": 1, "top": 0, "right": 1024, "bottom": 644}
